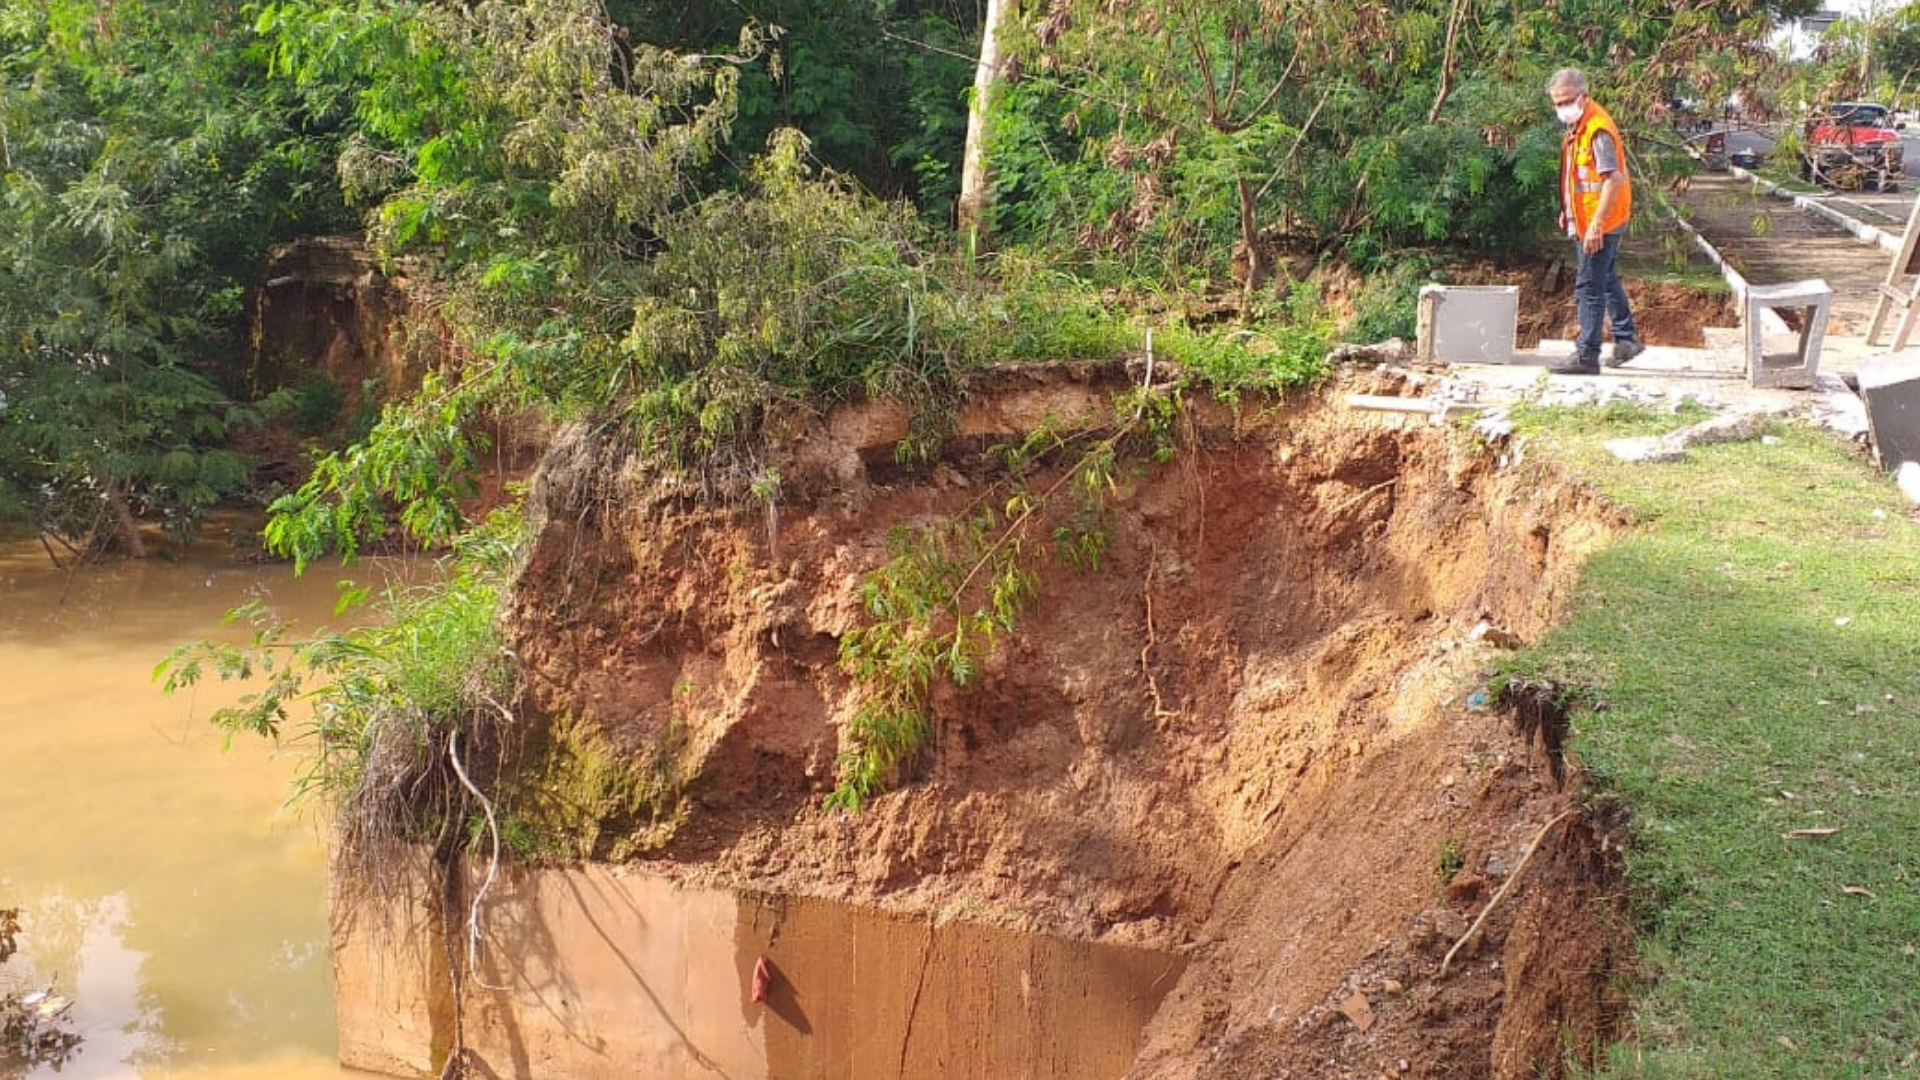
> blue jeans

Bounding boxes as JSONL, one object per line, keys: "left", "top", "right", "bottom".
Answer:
{"left": 1574, "top": 229, "right": 1638, "bottom": 359}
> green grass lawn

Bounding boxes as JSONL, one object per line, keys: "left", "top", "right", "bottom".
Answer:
{"left": 1507, "top": 407, "right": 1920, "bottom": 1079}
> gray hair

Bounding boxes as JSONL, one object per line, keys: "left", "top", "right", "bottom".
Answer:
{"left": 1548, "top": 67, "right": 1588, "bottom": 95}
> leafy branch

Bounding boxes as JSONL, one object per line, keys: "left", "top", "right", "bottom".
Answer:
{"left": 157, "top": 507, "right": 526, "bottom": 1080}
{"left": 262, "top": 371, "right": 489, "bottom": 574}
{"left": 827, "top": 383, "right": 1182, "bottom": 810}
{"left": 155, "top": 508, "right": 524, "bottom": 832}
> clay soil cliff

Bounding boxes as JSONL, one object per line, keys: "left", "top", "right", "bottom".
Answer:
{"left": 500, "top": 362, "right": 1634, "bottom": 1079}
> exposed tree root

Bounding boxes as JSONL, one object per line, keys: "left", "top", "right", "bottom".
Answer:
{"left": 1440, "top": 808, "right": 1578, "bottom": 977}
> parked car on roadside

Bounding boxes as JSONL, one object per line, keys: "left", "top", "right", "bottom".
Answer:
{"left": 1801, "top": 101, "right": 1905, "bottom": 190}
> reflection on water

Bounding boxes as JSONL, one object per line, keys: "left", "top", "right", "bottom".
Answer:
{"left": 0, "top": 529, "right": 397, "bottom": 1079}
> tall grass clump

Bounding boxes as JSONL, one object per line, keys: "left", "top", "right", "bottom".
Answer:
{"left": 158, "top": 508, "right": 527, "bottom": 862}
{"left": 1156, "top": 282, "right": 1334, "bottom": 401}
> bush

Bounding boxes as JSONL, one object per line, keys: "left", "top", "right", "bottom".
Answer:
{"left": 1347, "top": 255, "right": 1439, "bottom": 344}
{"left": 1158, "top": 283, "right": 1334, "bottom": 398}
{"left": 618, "top": 130, "right": 978, "bottom": 458}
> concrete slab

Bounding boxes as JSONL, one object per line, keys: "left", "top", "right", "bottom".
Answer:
{"left": 1856, "top": 353, "right": 1920, "bottom": 469}
{"left": 1522, "top": 339, "right": 1747, "bottom": 377}
{"left": 1444, "top": 339, "right": 1847, "bottom": 416}
{"left": 1423, "top": 329, "right": 1873, "bottom": 457}
{"left": 1508, "top": 331, "right": 1895, "bottom": 384}
{"left": 1812, "top": 332, "right": 1898, "bottom": 376}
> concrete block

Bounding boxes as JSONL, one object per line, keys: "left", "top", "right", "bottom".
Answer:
{"left": 1856, "top": 353, "right": 1920, "bottom": 470}
{"left": 1604, "top": 409, "right": 1770, "bottom": 463}
{"left": 1416, "top": 284, "right": 1517, "bottom": 365}
{"left": 1899, "top": 461, "right": 1920, "bottom": 506}
{"left": 1744, "top": 279, "right": 1830, "bottom": 389}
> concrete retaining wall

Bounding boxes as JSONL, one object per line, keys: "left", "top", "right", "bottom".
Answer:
{"left": 332, "top": 855, "right": 1185, "bottom": 1080}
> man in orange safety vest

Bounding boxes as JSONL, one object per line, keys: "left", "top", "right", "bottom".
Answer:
{"left": 1548, "top": 67, "right": 1646, "bottom": 375}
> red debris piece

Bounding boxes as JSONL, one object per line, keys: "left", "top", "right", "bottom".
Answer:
{"left": 751, "top": 955, "right": 772, "bottom": 1004}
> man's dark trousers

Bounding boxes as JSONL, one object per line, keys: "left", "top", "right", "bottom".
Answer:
{"left": 1573, "top": 229, "right": 1636, "bottom": 361}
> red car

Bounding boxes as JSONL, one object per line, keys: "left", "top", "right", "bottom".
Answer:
{"left": 1801, "top": 101, "right": 1906, "bottom": 190}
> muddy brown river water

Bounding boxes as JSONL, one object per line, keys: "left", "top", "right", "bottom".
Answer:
{"left": 2, "top": 526, "right": 1188, "bottom": 1080}
{"left": 0, "top": 531, "right": 398, "bottom": 1079}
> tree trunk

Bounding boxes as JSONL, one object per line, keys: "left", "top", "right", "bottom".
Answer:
{"left": 1235, "top": 176, "right": 1264, "bottom": 317}
{"left": 101, "top": 476, "right": 147, "bottom": 558}
{"left": 957, "top": 0, "right": 1010, "bottom": 254}
{"left": 1428, "top": 0, "right": 1468, "bottom": 124}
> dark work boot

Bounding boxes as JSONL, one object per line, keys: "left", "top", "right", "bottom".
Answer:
{"left": 1549, "top": 354, "right": 1601, "bottom": 375}
{"left": 1606, "top": 339, "right": 1647, "bottom": 368}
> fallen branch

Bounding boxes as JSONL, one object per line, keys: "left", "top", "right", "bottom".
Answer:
{"left": 1439, "top": 808, "right": 1578, "bottom": 977}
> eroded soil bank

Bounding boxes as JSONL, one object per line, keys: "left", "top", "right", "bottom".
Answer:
{"left": 339, "top": 362, "right": 1637, "bottom": 1079}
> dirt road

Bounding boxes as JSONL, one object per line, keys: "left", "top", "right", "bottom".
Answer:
{"left": 1666, "top": 172, "right": 1896, "bottom": 337}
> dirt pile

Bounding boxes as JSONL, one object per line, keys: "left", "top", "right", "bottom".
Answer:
{"left": 503, "top": 363, "right": 1634, "bottom": 1079}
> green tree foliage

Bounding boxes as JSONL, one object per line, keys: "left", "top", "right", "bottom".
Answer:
{"left": 256, "top": 0, "right": 1000, "bottom": 568}
{"left": 0, "top": 0, "right": 347, "bottom": 552}
{"left": 621, "top": 130, "right": 977, "bottom": 457}
{"left": 990, "top": 0, "right": 1819, "bottom": 278}
{"left": 1804, "top": 6, "right": 1920, "bottom": 107}
{"left": 1875, "top": 6, "right": 1920, "bottom": 104}
{"left": 251, "top": 0, "right": 756, "bottom": 565}
{"left": 608, "top": 0, "right": 979, "bottom": 207}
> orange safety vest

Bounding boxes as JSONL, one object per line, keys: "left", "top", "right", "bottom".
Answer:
{"left": 1560, "top": 99, "right": 1632, "bottom": 238}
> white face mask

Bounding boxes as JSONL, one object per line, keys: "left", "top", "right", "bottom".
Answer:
{"left": 1555, "top": 99, "right": 1585, "bottom": 125}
